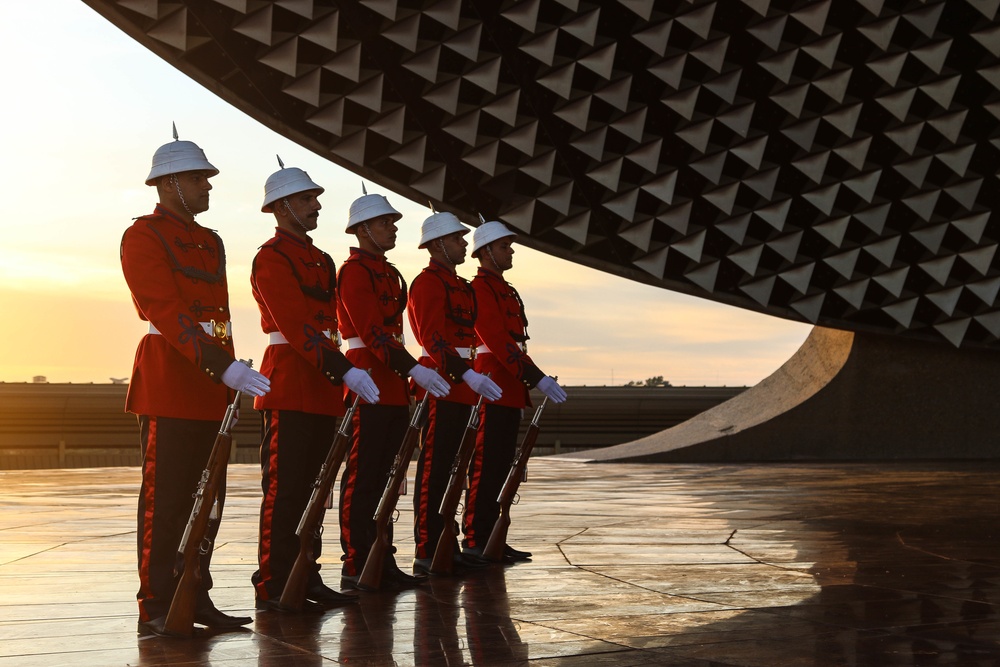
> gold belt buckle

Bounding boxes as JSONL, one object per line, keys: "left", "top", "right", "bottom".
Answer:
{"left": 393, "top": 333, "right": 405, "bottom": 345}
{"left": 210, "top": 319, "right": 229, "bottom": 339}
{"left": 469, "top": 346, "right": 477, "bottom": 361}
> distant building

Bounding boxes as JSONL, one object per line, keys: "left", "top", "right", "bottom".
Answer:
{"left": 32, "top": 376, "right": 47, "bottom": 384}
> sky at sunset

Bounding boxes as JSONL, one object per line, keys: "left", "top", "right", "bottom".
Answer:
{"left": 0, "top": 2, "right": 812, "bottom": 388}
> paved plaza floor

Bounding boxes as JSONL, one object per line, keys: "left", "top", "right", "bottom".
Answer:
{"left": 2, "top": 458, "right": 1000, "bottom": 666}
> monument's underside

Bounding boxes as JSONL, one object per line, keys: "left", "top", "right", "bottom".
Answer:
{"left": 85, "top": 0, "right": 1000, "bottom": 350}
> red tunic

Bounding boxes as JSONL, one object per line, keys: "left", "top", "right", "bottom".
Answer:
{"left": 251, "top": 228, "right": 354, "bottom": 416}
{"left": 406, "top": 259, "right": 479, "bottom": 406}
{"left": 471, "top": 267, "right": 545, "bottom": 409}
{"left": 336, "top": 248, "right": 417, "bottom": 406}
{"left": 121, "top": 204, "right": 235, "bottom": 420}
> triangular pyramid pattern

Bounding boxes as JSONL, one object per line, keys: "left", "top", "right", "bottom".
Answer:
{"left": 89, "top": 0, "right": 1000, "bottom": 349}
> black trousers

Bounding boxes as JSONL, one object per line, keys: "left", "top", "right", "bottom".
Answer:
{"left": 463, "top": 403, "right": 521, "bottom": 549}
{"left": 136, "top": 415, "right": 225, "bottom": 621}
{"left": 338, "top": 403, "right": 409, "bottom": 576}
{"left": 252, "top": 409, "right": 339, "bottom": 601}
{"left": 412, "top": 399, "right": 476, "bottom": 559}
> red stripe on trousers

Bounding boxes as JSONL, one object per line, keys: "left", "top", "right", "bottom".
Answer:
{"left": 462, "top": 403, "right": 488, "bottom": 547}
{"left": 137, "top": 417, "right": 157, "bottom": 622}
{"left": 413, "top": 399, "right": 438, "bottom": 558}
{"left": 255, "top": 411, "right": 281, "bottom": 599}
{"left": 338, "top": 408, "right": 362, "bottom": 575}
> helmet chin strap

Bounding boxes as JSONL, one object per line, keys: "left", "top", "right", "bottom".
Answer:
{"left": 282, "top": 198, "right": 310, "bottom": 234}
{"left": 171, "top": 174, "right": 195, "bottom": 217}
{"left": 363, "top": 222, "right": 386, "bottom": 253}
{"left": 437, "top": 238, "right": 458, "bottom": 266}
{"left": 486, "top": 245, "right": 503, "bottom": 271}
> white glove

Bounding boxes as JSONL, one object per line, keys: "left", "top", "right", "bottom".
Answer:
{"left": 536, "top": 376, "right": 567, "bottom": 403}
{"left": 409, "top": 364, "right": 450, "bottom": 398}
{"left": 343, "top": 367, "right": 380, "bottom": 404}
{"left": 462, "top": 369, "right": 502, "bottom": 402}
{"left": 221, "top": 361, "right": 271, "bottom": 397}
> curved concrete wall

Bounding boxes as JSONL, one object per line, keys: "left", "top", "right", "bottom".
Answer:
{"left": 568, "top": 326, "right": 1000, "bottom": 462}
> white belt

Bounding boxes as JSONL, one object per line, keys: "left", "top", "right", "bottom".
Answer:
{"left": 346, "top": 334, "right": 405, "bottom": 349}
{"left": 269, "top": 330, "right": 339, "bottom": 345}
{"left": 475, "top": 342, "right": 526, "bottom": 355}
{"left": 149, "top": 320, "right": 232, "bottom": 339}
{"left": 421, "top": 346, "right": 473, "bottom": 359}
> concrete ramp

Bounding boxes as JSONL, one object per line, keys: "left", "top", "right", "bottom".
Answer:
{"left": 564, "top": 326, "right": 1000, "bottom": 462}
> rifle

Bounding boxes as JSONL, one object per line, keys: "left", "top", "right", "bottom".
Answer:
{"left": 278, "top": 393, "right": 361, "bottom": 611}
{"left": 429, "top": 395, "right": 486, "bottom": 574}
{"left": 358, "top": 392, "right": 431, "bottom": 590}
{"left": 482, "top": 396, "right": 549, "bottom": 562}
{"left": 163, "top": 360, "right": 249, "bottom": 637}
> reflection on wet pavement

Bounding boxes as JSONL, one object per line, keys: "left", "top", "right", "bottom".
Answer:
{"left": 2, "top": 460, "right": 1000, "bottom": 665}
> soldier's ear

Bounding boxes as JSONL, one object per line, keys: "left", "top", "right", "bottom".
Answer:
{"left": 154, "top": 175, "right": 171, "bottom": 195}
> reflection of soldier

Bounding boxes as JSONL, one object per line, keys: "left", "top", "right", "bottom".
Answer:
{"left": 123, "top": 128, "right": 270, "bottom": 636}
{"left": 250, "top": 160, "right": 379, "bottom": 611}
{"left": 407, "top": 212, "right": 502, "bottom": 576}
{"left": 414, "top": 577, "right": 465, "bottom": 665}
{"left": 463, "top": 221, "right": 566, "bottom": 562}
{"left": 338, "top": 593, "right": 400, "bottom": 664}
{"left": 136, "top": 633, "right": 214, "bottom": 665}
{"left": 336, "top": 189, "right": 450, "bottom": 589}
{"left": 462, "top": 571, "right": 528, "bottom": 665}
{"left": 253, "top": 609, "right": 325, "bottom": 667}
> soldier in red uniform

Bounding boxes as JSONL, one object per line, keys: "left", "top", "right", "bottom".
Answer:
{"left": 462, "top": 221, "right": 567, "bottom": 562}
{"left": 406, "top": 212, "right": 503, "bottom": 575}
{"left": 336, "top": 189, "right": 451, "bottom": 589}
{"left": 250, "top": 159, "right": 380, "bottom": 611}
{"left": 122, "top": 128, "right": 271, "bottom": 636}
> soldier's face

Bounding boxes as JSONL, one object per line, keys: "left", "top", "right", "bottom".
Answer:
{"left": 487, "top": 238, "right": 515, "bottom": 271}
{"left": 281, "top": 190, "right": 322, "bottom": 233}
{"left": 365, "top": 215, "right": 398, "bottom": 251}
{"left": 439, "top": 231, "right": 469, "bottom": 265}
{"left": 169, "top": 170, "right": 213, "bottom": 214}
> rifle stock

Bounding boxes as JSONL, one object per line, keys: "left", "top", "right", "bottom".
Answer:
{"left": 358, "top": 393, "right": 430, "bottom": 590}
{"left": 163, "top": 362, "right": 248, "bottom": 637}
{"left": 482, "top": 397, "right": 549, "bottom": 562}
{"left": 278, "top": 394, "right": 361, "bottom": 611}
{"left": 429, "top": 395, "right": 485, "bottom": 574}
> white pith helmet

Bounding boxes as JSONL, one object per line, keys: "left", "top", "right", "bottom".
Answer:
{"left": 145, "top": 123, "right": 218, "bottom": 185}
{"left": 472, "top": 220, "right": 517, "bottom": 256}
{"left": 262, "top": 155, "right": 324, "bottom": 212}
{"left": 347, "top": 182, "right": 402, "bottom": 232}
{"left": 419, "top": 211, "right": 468, "bottom": 248}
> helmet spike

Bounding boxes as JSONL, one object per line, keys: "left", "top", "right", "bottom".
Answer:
{"left": 276, "top": 154, "right": 285, "bottom": 169}
{"left": 428, "top": 200, "right": 437, "bottom": 213}
{"left": 171, "top": 121, "right": 179, "bottom": 141}
{"left": 478, "top": 213, "right": 486, "bottom": 224}
{"left": 361, "top": 181, "right": 368, "bottom": 196}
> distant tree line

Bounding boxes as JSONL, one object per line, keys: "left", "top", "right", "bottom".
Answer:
{"left": 623, "top": 375, "right": 671, "bottom": 387}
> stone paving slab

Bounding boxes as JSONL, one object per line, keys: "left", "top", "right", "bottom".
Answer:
{"left": 1, "top": 460, "right": 1000, "bottom": 665}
